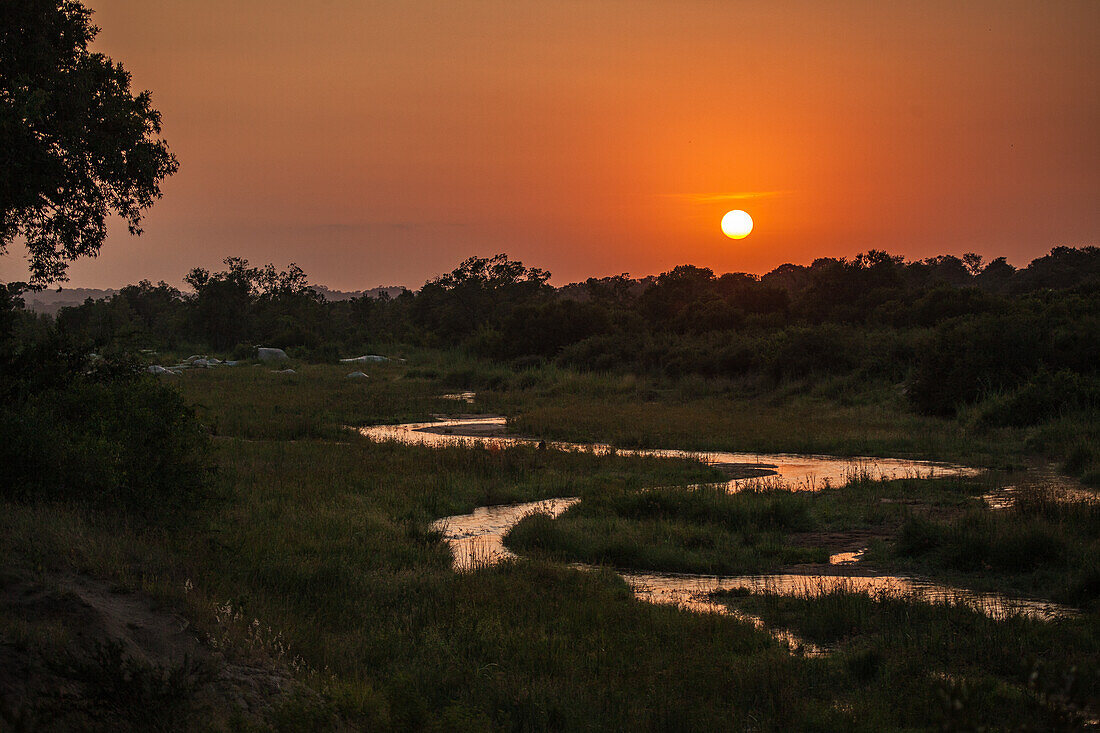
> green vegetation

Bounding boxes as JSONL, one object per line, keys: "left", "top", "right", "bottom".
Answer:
{"left": 4, "top": 3, "right": 1097, "bottom": 727}
{"left": 1, "top": 0, "right": 177, "bottom": 285}
{"left": 509, "top": 472, "right": 1100, "bottom": 610}
{"left": 507, "top": 484, "right": 828, "bottom": 575}
{"left": 878, "top": 487, "right": 1100, "bottom": 606}
{"left": 713, "top": 586, "right": 1099, "bottom": 730}
{"left": 0, "top": 323, "right": 210, "bottom": 515}
{"left": 18, "top": 245, "right": 1099, "bottom": 478}
{"left": 2, "top": 350, "right": 1098, "bottom": 728}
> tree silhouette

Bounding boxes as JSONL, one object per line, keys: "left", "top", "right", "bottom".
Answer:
{"left": 1, "top": 0, "right": 177, "bottom": 286}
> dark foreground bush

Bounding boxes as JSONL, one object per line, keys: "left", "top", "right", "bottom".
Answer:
{"left": 908, "top": 313, "right": 1046, "bottom": 416}
{"left": 979, "top": 370, "right": 1100, "bottom": 427}
{"left": 0, "top": 351, "right": 211, "bottom": 515}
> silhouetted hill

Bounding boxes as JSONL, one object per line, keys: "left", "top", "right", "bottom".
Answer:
{"left": 310, "top": 285, "right": 409, "bottom": 301}
{"left": 22, "top": 288, "right": 118, "bottom": 315}
{"left": 21, "top": 284, "right": 412, "bottom": 314}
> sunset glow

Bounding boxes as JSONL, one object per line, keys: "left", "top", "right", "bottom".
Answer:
{"left": 0, "top": 0, "right": 1096, "bottom": 289}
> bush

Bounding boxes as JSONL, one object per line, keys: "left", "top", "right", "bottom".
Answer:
{"left": 909, "top": 313, "right": 1047, "bottom": 416}
{"left": 0, "top": 349, "right": 211, "bottom": 516}
{"left": 764, "top": 325, "right": 862, "bottom": 380}
{"left": 979, "top": 371, "right": 1100, "bottom": 427}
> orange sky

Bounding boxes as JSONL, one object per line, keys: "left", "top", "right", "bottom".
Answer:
{"left": 5, "top": 0, "right": 1099, "bottom": 290}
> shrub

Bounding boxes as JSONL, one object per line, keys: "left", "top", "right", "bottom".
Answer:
{"left": 764, "top": 325, "right": 863, "bottom": 380}
{"left": 979, "top": 371, "right": 1100, "bottom": 427}
{"left": 909, "top": 313, "right": 1047, "bottom": 416}
{"left": 0, "top": 349, "right": 211, "bottom": 516}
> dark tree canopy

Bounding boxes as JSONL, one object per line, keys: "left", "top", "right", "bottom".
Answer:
{"left": 0, "top": 0, "right": 177, "bottom": 286}
{"left": 183, "top": 257, "right": 324, "bottom": 350}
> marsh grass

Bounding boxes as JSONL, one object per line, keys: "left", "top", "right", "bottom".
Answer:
{"left": 411, "top": 351, "right": 1100, "bottom": 485}
{"left": 713, "top": 585, "right": 1099, "bottom": 729}
{"left": 505, "top": 476, "right": 991, "bottom": 577}
{"left": 876, "top": 486, "right": 1100, "bottom": 606}
{"left": 507, "top": 471, "right": 1100, "bottom": 613}
{"left": 410, "top": 343, "right": 1096, "bottom": 453}
{"left": 10, "top": 415, "right": 802, "bottom": 728}
{"left": 461, "top": 365, "right": 1006, "bottom": 463}
{"left": 1023, "top": 410, "right": 1100, "bottom": 485}
{"left": 506, "top": 484, "right": 827, "bottom": 574}
{"left": 174, "top": 361, "right": 446, "bottom": 440}
{"left": 153, "top": 433, "right": 830, "bottom": 729}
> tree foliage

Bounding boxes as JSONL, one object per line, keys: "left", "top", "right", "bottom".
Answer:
{"left": 411, "top": 254, "right": 550, "bottom": 343}
{"left": 182, "top": 257, "right": 325, "bottom": 350}
{"left": 29, "top": 246, "right": 1100, "bottom": 430}
{"left": 0, "top": 0, "right": 178, "bottom": 285}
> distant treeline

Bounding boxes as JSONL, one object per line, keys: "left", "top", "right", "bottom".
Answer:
{"left": 8, "top": 246, "right": 1100, "bottom": 425}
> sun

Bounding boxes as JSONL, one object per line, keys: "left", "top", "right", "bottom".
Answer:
{"left": 721, "top": 210, "right": 753, "bottom": 239}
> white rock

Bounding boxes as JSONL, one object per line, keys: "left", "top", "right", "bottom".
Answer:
{"left": 339, "top": 354, "right": 389, "bottom": 363}
{"left": 346, "top": 371, "right": 369, "bottom": 379}
{"left": 257, "top": 347, "right": 289, "bottom": 362}
{"left": 274, "top": 368, "right": 296, "bottom": 374}
{"left": 147, "top": 365, "right": 177, "bottom": 375}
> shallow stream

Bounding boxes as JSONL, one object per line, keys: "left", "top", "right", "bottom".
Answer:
{"left": 359, "top": 416, "right": 1074, "bottom": 650}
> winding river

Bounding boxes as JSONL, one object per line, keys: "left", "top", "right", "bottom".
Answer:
{"left": 359, "top": 415, "right": 1074, "bottom": 650}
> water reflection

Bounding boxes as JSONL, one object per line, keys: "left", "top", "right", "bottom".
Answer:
{"left": 437, "top": 391, "right": 477, "bottom": 403}
{"left": 366, "top": 416, "right": 1073, "bottom": 648}
{"left": 430, "top": 497, "right": 1073, "bottom": 626}
{"left": 828, "top": 549, "right": 866, "bottom": 565}
{"left": 981, "top": 465, "right": 1099, "bottom": 509}
{"left": 361, "top": 417, "right": 979, "bottom": 492}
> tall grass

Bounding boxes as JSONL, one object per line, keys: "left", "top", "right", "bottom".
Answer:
{"left": 714, "top": 585, "right": 1099, "bottom": 729}
{"left": 507, "top": 485, "right": 826, "bottom": 574}
{"left": 507, "top": 476, "right": 990, "bottom": 577}
{"left": 882, "top": 486, "right": 1100, "bottom": 606}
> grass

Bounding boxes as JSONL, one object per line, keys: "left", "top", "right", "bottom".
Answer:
{"left": 423, "top": 351, "right": 1100, "bottom": 483}
{"left": 3, "top": 351, "right": 1099, "bottom": 729}
{"left": 0, "top": 436, "right": 818, "bottom": 729}
{"left": 411, "top": 354, "right": 1017, "bottom": 464}
{"left": 506, "top": 484, "right": 828, "bottom": 575}
{"left": 507, "top": 474, "right": 1100, "bottom": 608}
{"left": 872, "top": 486, "right": 1100, "bottom": 607}
{"left": 175, "top": 357, "right": 480, "bottom": 441}
{"left": 503, "top": 474, "right": 975, "bottom": 576}
{"left": 713, "top": 585, "right": 1100, "bottom": 729}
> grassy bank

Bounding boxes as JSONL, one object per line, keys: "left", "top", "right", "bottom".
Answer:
{"left": 870, "top": 486, "right": 1100, "bottom": 606}
{"left": 506, "top": 484, "right": 828, "bottom": 575}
